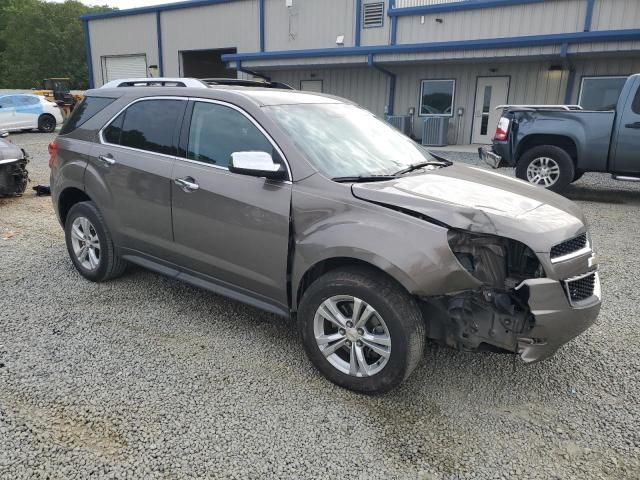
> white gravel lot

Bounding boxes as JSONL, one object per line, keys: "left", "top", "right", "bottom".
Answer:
{"left": 0, "top": 131, "right": 639, "bottom": 479}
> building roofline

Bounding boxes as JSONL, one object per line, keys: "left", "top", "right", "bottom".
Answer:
{"left": 222, "top": 28, "right": 640, "bottom": 63}
{"left": 80, "top": 0, "right": 238, "bottom": 21}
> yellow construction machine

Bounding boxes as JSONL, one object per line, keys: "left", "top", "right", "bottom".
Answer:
{"left": 33, "top": 78, "right": 83, "bottom": 117}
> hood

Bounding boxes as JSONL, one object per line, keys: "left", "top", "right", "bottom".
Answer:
{"left": 0, "top": 138, "right": 24, "bottom": 162}
{"left": 351, "top": 163, "right": 585, "bottom": 253}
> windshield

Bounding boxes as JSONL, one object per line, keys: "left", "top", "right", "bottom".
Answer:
{"left": 264, "top": 103, "right": 436, "bottom": 178}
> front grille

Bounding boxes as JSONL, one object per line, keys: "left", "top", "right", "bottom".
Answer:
{"left": 551, "top": 233, "right": 588, "bottom": 260}
{"left": 565, "top": 272, "right": 596, "bottom": 303}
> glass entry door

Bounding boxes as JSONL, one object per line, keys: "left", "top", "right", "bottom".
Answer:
{"left": 472, "top": 76, "right": 510, "bottom": 144}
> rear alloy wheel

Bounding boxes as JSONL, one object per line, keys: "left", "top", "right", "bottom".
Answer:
{"left": 299, "top": 267, "right": 425, "bottom": 394}
{"left": 38, "top": 114, "right": 56, "bottom": 133}
{"left": 516, "top": 145, "right": 574, "bottom": 193}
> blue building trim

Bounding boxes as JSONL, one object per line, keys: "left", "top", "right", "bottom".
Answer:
{"left": 81, "top": 0, "right": 238, "bottom": 20}
{"left": 368, "top": 53, "right": 396, "bottom": 115}
{"left": 388, "top": 0, "right": 545, "bottom": 17}
{"left": 222, "top": 28, "right": 640, "bottom": 63}
{"left": 259, "top": 0, "right": 265, "bottom": 52}
{"left": 82, "top": 19, "right": 94, "bottom": 89}
{"left": 355, "top": 0, "right": 362, "bottom": 47}
{"left": 584, "top": 0, "right": 595, "bottom": 32}
{"left": 156, "top": 12, "right": 164, "bottom": 75}
{"left": 389, "top": 0, "right": 397, "bottom": 45}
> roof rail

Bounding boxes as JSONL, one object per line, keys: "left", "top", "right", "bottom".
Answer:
{"left": 100, "top": 77, "right": 209, "bottom": 89}
{"left": 495, "top": 104, "right": 583, "bottom": 111}
{"left": 201, "top": 78, "right": 295, "bottom": 90}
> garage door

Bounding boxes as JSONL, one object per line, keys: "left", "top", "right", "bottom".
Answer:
{"left": 103, "top": 55, "right": 147, "bottom": 83}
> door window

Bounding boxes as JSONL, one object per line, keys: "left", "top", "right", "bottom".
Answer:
{"left": 187, "top": 101, "right": 277, "bottom": 168}
{"left": 102, "top": 99, "right": 185, "bottom": 156}
{"left": 15, "top": 95, "right": 39, "bottom": 106}
{"left": 631, "top": 87, "right": 640, "bottom": 115}
{"left": 480, "top": 85, "right": 493, "bottom": 135}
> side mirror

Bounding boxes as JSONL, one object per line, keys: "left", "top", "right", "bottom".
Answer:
{"left": 229, "top": 151, "right": 287, "bottom": 180}
{"left": 0, "top": 130, "right": 9, "bottom": 138}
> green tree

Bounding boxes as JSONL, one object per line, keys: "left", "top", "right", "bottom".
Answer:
{"left": 0, "top": 0, "right": 113, "bottom": 89}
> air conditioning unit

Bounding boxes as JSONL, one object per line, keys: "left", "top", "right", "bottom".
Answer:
{"left": 422, "top": 117, "right": 449, "bottom": 146}
{"left": 386, "top": 115, "right": 412, "bottom": 137}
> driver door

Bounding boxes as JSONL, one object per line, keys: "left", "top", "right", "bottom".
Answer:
{"left": 0, "top": 96, "right": 17, "bottom": 130}
{"left": 170, "top": 100, "right": 292, "bottom": 311}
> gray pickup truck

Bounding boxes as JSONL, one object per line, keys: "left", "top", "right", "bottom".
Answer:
{"left": 479, "top": 73, "right": 640, "bottom": 192}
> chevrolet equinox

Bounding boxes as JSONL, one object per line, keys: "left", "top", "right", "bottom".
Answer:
{"left": 50, "top": 84, "right": 601, "bottom": 393}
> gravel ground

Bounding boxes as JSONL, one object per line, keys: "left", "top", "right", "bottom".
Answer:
{"left": 1, "top": 131, "right": 639, "bottom": 479}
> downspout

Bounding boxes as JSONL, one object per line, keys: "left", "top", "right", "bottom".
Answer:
{"left": 82, "top": 19, "right": 94, "bottom": 89}
{"left": 156, "top": 11, "right": 164, "bottom": 76}
{"left": 389, "top": 0, "right": 398, "bottom": 45}
{"left": 259, "top": 0, "right": 265, "bottom": 52}
{"left": 584, "top": 0, "right": 595, "bottom": 32}
{"left": 367, "top": 53, "right": 396, "bottom": 116}
{"left": 355, "top": 0, "right": 362, "bottom": 47}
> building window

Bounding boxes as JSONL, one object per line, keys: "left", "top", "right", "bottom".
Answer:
{"left": 363, "top": 2, "right": 385, "bottom": 28}
{"left": 578, "top": 76, "right": 627, "bottom": 111}
{"left": 419, "top": 79, "right": 455, "bottom": 116}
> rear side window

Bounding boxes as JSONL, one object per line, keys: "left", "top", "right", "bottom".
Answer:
{"left": 632, "top": 87, "right": 640, "bottom": 114}
{"left": 60, "top": 96, "right": 115, "bottom": 135}
{"left": 187, "top": 101, "right": 276, "bottom": 167}
{"left": 15, "top": 95, "right": 39, "bottom": 106}
{"left": 104, "top": 99, "right": 184, "bottom": 156}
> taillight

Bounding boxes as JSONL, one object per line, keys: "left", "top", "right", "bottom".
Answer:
{"left": 48, "top": 142, "right": 58, "bottom": 168}
{"left": 494, "top": 117, "right": 510, "bottom": 141}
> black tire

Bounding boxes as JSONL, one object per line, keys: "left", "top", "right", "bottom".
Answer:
{"left": 572, "top": 171, "right": 585, "bottom": 183}
{"left": 298, "top": 266, "right": 425, "bottom": 394}
{"left": 37, "top": 114, "right": 56, "bottom": 133}
{"left": 516, "top": 145, "right": 575, "bottom": 193}
{"left": 64, "top": 201, "right": 127, "bottom": 282}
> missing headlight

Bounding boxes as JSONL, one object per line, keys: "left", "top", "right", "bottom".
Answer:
{"left": 447, "top": 230, "right": 544, "bottom": 289}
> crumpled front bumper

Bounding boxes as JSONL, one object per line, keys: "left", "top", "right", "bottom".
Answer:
{"left": 515, "top": 273, "right": 601, "bottom": 362}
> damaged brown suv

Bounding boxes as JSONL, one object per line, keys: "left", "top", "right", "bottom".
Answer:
{"left": 50, "top": 84, "right": 601, "bottom": 393}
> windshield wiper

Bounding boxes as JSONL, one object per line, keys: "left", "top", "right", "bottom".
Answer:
{"left": 332, "top": 175, "right": 398, "bottom": 183}
{"left": 394, "top": 159, "right": 452, "bottom": 176}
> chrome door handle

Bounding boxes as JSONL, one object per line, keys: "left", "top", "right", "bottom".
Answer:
{"left": 174, "top": 177, "right": 199, "bottom": 192}
{"left": 98, "top": 154, "right": 115, "bottom": 165}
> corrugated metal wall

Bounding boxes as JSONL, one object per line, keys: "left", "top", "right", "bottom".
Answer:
{"left": 264, "top": 66, "right": 390, "bottom": 117}
{"left": 89, "top": 13, "right": 158, "bottom": 86}
{"left": 161, "top": 0, "right": 259, "bottom": 76}
{"left": 396, "top": 0, "right": 586, "bottom": 44}
{"left": 264, "top": 0, "right": 356, "bottom": 50}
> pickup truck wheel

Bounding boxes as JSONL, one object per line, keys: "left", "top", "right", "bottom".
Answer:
{"left": 516, "top": 145, "right": 574, "bottom": 192}
{"left": 298, "top": 267, "right": 425, "bottom": 394}
{"left": 65, "top": 201, "right": 127, "bottom": 282}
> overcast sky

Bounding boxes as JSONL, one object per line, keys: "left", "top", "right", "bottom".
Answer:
{"left": 47, "top": 0, "right": 175, "bottom": 8}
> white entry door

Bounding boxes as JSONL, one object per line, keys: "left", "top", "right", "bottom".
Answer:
{"left": 472, "top": 76, "right": 510, "bottom": 144}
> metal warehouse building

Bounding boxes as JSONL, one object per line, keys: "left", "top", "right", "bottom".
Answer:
{"left": 82, "top": 0, "right": 640, "bottom": 144}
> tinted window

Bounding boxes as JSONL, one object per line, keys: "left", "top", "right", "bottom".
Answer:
{"left": 103, "top": 112, "right": 124, "bottom": 144}
{"left": 632, "top": 87, "right": 640, "bottom": 115}
{"left": 61, "top": 96, "right": 115, "bottom": 135}
{"left": 579, "top": 77, "right": 627, "bottom": 111}
{"left": 108, "top": 99, "right": 184, "bottom": 156}
{"left": 187, "top": 102, "right": 276, "bottom": 167}
{"left": 420, "top": 80, "right": 455, "bottom": 116}
{"left": 0, "top": 96, "right": 15, "bottom": 108}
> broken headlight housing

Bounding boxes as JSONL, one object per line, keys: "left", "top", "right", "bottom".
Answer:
{"left": 447, "top": 229, "right": 544, "bottom": 289}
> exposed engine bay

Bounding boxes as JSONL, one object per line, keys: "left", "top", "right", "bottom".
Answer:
{"left": 0, "top": 136, "right": 29, "bottom": 196}
{"left": 425, "top": 230, "right": 545, "bottom": 355}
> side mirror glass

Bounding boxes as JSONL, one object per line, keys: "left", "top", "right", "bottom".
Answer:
{"left": 229, "top": 151, "right": 286, "bottom": 180}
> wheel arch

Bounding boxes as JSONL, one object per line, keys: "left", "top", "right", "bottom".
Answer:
{"left": 58, "top": 187, "right": 92, "bottom": 226}
{"left": 292, "top": 253, "right": 419, "bottom": 311}
{"left": 516, "top": 134, "right": 578, "bottom": 165}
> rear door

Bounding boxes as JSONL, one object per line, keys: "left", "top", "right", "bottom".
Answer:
{"left": 87, "top": 97, "right": 187, "bottom": 259}
{"left": 611, "top": 78, "right": 640, "bottom": 174}
{"left": 13, "top": 95, "right": 42, "bottom": 128}
{"left": 0, "top": 96, "right": 18, "bottom": 130}
{"left": 170, "top": 99, "right": 292, "bottom": 310}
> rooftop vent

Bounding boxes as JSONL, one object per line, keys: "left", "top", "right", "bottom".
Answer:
{"left": 363, "top": 2, "right": 385, "bottom": 28}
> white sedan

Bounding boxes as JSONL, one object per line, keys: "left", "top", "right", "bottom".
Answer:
{"left": 0, "top": 93, "right": 64, "bottom": 133}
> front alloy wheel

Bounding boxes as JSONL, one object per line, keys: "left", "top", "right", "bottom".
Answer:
{"left": 314, "top": 295, "right": 391, "bottom": 377}
{"left": 298, "top": 267, "right": 425, "bottom": 394}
